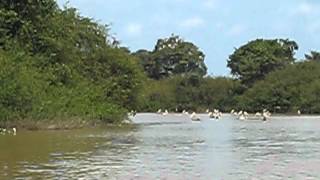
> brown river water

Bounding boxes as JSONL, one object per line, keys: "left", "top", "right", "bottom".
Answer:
{"left": 1, "top": 113, "right": 320, "bottom": 179}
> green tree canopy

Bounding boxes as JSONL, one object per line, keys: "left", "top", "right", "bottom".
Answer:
{"left": 237, "top": 61, "right": 320, "bottom": 113}
{"left": 0, "top": 0, "right": 58, "bottom": 52}
{"left": 138, "top": 75, "right": 240, "bottom": 112}
{"left": 305, "top": 51, "right": 320, "bottom": 61}
{"left": 227, "top": 39, "right": 298, "bottom": 87}
{"left": 134, "top": 35, "right": 207, "bottom": 79}
{"left": 0, "top": 0, "right": 146, "bottom": 126}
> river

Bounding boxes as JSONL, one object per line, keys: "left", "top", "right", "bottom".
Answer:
{"left": 1, "top": 113, "right": 320, "bottom": 179}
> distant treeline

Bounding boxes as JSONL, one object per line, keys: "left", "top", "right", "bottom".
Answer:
{"left": 134, "top": 36, "right": 320, "bottom": 114}
{"left": 0, "top": 1, "right": 320, "bottom": 128}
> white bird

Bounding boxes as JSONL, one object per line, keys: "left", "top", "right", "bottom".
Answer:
{"left": 209, "top": 109, "right": 222, "bottom": 120}
{"left": 262, "top": 113, "right": 268, "bottom": 121}
{"left": 297, "top": 110, "right": 301, "bottom": 115}
{"left": 262, "top": 109, "right": 271, "bottom": 121}
{"left": 162, "top": 109, "right": 169, "bottom": 116}
{"left": 190, "top": 112, "right": 201, "bottom": 121}
{"left": 237, "top": 110, "right": 247, "bottom": 120}
{"left": 239, "top": 114, "right": 246, "bottom": 120}
{"left": 12, "top": 128, "right": 16, "bottom": 136}
{"left": 128, "top": 110, "right": 136, "bottom": 117}
{"left": 244, "top": 111, "right": 249, "bottom": 119}
{"left": 0, "top": 128, "right": 6, "bottom": 135}
{"left": 182, "top": 110, "right": 189, "bottom": 115}
{"left": 263, "top": 109, "right": 271, "bottom": 117}
{"left": 157, "top": 109, "right": 162, "bottom": 114}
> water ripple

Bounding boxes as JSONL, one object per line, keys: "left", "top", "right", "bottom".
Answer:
{"left": 2, "top": 114, "right": 320, "bottom": 179}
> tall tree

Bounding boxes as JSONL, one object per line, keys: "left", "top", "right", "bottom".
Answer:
{"left": 134, "top": 35, "right": 207, "bottom": 79}
{"left": 227, "top": 39, "right": 298, "bottom": 87}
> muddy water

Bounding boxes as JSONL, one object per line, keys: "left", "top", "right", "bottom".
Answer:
{"left": 1, "top": 113, "right": 320, "bottom": 179}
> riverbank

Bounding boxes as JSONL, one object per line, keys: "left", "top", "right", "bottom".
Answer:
{"left": 2, "top": 112, "right": 320, "bottom": 131}
{"left": 0, "top": 117, "right": 134, "bottom": 131}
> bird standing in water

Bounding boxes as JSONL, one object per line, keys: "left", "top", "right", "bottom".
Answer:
{"left": 12, "top": 128, "right": 16, "bottom": 135}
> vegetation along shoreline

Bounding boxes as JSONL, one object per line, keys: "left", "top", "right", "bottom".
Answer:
{"left": 1, "top": 1, "right": 320, "bottom": 130}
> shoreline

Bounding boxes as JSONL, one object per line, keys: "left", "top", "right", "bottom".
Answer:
{"left": 0, "top": 118, "right": 134, "bottom": 131}
{"left": 135, "top": 112, "right": 320, "bottom": 116}
{"left": 1, "top": 113, "right": 319, "bottom": 131}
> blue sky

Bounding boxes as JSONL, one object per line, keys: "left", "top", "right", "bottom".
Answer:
{"left": 57, "top": 0, "right": 320, "bottom": 76}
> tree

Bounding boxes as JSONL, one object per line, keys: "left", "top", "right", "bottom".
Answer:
{"left": 0, "top": 1, "right": 147, "bottom": 126}
{"left": 227, "top": 39, "right": 298, "bottom": 87}
{"left": 134, "top": 35, "right": 207, "bottom": 79}
{"left": 0, "top": 0, "right": 58, "bottom": 51}
{"left": 305, "top": 51, "right": 320, "bottom": 61}
{"left": 237, "top": 61, "right": 320, "bottom": 113}
{"left": 198, "top": 77, "right": 240, "bottom": 111}
{"left": 133, "top": 49, "right": 153, "bottom": 76}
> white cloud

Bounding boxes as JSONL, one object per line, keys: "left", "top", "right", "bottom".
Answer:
{"left": 292, "top": 2, "right": 320, "bottom": 16}
{"left": 180, "top": 17, "right": 205, "bottom": 28}
{"left": 125, "top": 23, "right": 142, "bottom": 36}
{"left": 296, "top": 2, "right": 313, "bottom": 15}
{"left": 227, "top": 24, "right": 246, "bottom": 36}
{"left": 203, "top": 0, "right": 218, "bottom": 9}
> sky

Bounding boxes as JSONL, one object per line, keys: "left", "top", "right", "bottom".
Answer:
{"left": 57, "top": 0, "right": 320, "bottom": 76}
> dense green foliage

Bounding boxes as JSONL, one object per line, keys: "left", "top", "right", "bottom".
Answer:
{"left": 138, "top": 75, "right": 240, "bottom": 112}
{"left": 237, "top": 61, "right": 320, "bottom": 113}
{"left": 1, "top": 0, "right": 320, "bottom": 129}
{"left": 227, "top": 39, "right": 298, "bottom": 87}
{"left": 134, "top": 35, "right": 207, "bottom": 79}
{"left": 0, "top": 0, "right": 144, "bottom": 126}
